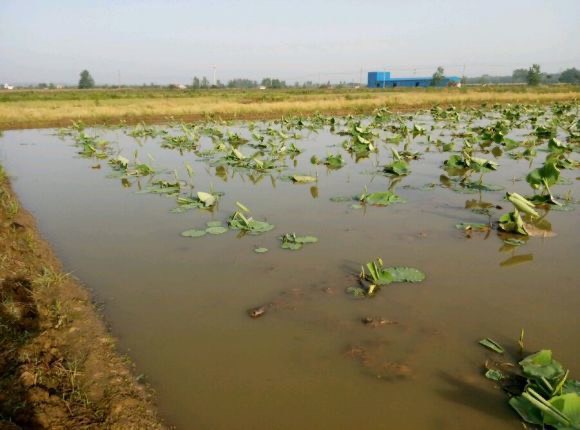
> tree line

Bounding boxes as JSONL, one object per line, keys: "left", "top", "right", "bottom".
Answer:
{"left": 14, "top": 66, "right": 580, "bottom": 90}
{"left": 464, "top": 65, "right": 580, "bottom": 86}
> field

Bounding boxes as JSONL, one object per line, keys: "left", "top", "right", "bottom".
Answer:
{"left": 1, "top": 85, "right": 579, "bottom": 130}
{"left": 1, "top": 101, "right": 579, "bottom": 428}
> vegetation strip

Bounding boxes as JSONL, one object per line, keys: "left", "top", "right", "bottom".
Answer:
{"left": 1, "top": 87, "right": 579, "bottom": 130}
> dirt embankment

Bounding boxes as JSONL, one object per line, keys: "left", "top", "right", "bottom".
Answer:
{"left": 0, "top": 166, "right": 165, "bottom": 429}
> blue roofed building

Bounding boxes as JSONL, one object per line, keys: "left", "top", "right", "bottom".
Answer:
{"left": 368, "top": 71, "right": 461, "bottom": 88}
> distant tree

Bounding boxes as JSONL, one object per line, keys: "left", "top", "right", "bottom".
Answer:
{"left": 200, "top": 77, "right": 209, "bottom": 88}
{"left": 431, "top": 66, "right": 445, "bottom": 86}
{"left": 261, "top": 78, "right": 272, "bottom": 88}
{"left": 227, "top": 78, "right": 258, "bottom": 89}
{"left": 78, "top": 70, "right": 95, "bottom": 89}
{"left": 526, "top": 64, "right": 542, "bottom": 86}
{"left": 271, "top": 79, "right": 286, "bottom": 89}
{"left": 559, "top": 68, "right": 580, "bottom": 84}
{"left": 512, "top": 69, "right": 528, "bottom": 83}
{"left": 37, "top": 83, "right": 48, "bottom": 89}
{"left": 192, "top": 77, "right": 200, "bottom": 89}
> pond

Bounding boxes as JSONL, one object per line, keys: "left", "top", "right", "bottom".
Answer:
{"left": 1, "top": 107, "right": 579, "bottom": 429}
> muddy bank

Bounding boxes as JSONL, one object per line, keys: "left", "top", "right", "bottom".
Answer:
{"left": 0, "top": 166, "right": 164, "bottom": 429}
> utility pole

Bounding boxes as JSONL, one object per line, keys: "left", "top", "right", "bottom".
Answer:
{"left": 359, "top": 66, "right": 362, "bottom": 87}
{"left": 212, "top": 65, "right": 217, "bottom": 87}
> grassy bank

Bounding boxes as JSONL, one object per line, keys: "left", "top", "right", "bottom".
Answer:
{"left": 1, "top": 86, "right": 578, "bottom": 130}
{"left": 0, "top": 165, "right": 164, "bottom": 429}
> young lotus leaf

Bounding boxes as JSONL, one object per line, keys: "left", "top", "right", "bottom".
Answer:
{"left": 485, "top": 369, "right": 505, "bottom": 381}
{"left": 455, "top": 222, "right": 490, "bottom": 232}
{"left": 197, "top": 191, "right": 216, "bottom": 207}
{"left": 206, "top": 226, "right": 228, "bottom": 235}
{"left": 520, "top": 350, "right": 566, "bottom": 381}
{"left": 142, "top": 180, "right": 181, "bottom": 195}
{"left": 479, "top": 338, "right": 505, "bottom": 354}
{"left": 323, "top": 154, "right": 345, "bottom": 169}
{"left": 360, "top": 191, "right": 404, "bottom": 206}
{"left": 499, "top": 209, "right": 528, "bottom": 236}
{"left": 254, "top": 247, "right": 268, "bottom": 254}
{"left": 228, "top": 210, "right": 274, "bottom": 235}
{"left": 383, "top": 160, "right": 410, "bottom": 176}
{"left": 544, "top": 393, "right": 580, "bottom": 429}
{"left": 181, "top": 229, "right": 207, "bottom": 238}
{"left": 506, "top": 192, "right": 539, "bottom": 218}
{"left": 509, "top": 395, "right": 543, "bottom": 426}
{"left": 470, "top": 156, "right": 499, "bottom": 172}
{"left": 291, "top": 175, "right": 317, "bottom": 183}
{"left": 547, "top": 138, "right": 571, "bottom": 153}
{"left": 279, "top": 233, "right": 318, "bottom": 250}
{"left": 527, "top": 162, "right": 560, "bottom": 190}
{"left": 206, "top": 221, "right": 223, "bottom": 227}
{"left": 361, "top": 258, "right": 393, "bottom": 285}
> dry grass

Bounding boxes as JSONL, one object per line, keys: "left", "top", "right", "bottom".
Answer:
{"left": 1, "top": 87, "right": 578, "bottom": 129}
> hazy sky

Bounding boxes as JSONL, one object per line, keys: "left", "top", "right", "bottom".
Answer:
{"left": 1, "top": 0, "right": 579, "bottom": 85}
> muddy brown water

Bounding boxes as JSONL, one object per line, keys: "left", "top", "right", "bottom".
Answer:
{"left": 1, "top": 119, "right": 579, "bottom": 429}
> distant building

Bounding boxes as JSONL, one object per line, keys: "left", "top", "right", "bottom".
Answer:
{"left": 368, "top": 71, "right": 461, "bottom": 88}
{"left": 2, "top": 83, "right": 14, "bottom": 90}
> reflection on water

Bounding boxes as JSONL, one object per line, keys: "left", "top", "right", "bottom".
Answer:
{"left": 0, "top": 112, "right": 579, "bottom": 429}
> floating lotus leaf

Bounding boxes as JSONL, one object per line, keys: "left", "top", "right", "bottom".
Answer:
{"left": 360, "top": 191, "right": 404, "bottom": 206}
{"left": 181, "top": 229, "right": 207, "bottom": 238}
{"left": 479, "top": 338, "right": 505, "bottom": 354}
{"left": 254, "top": 247, "right": 268, "bottom": 254}
{"left": 279, "top": 233, "right": 318, "bottom": 250}
{"left": 456, "top": 222, "right": 490, "bottom": 231}
{"left": 345, "top": 287, "right": 366, "bottom": 298}
{"left": 291, "top": 175, "right": 317, "bottom": 183}
{"left": 386, "top": 267, "right": 426, "bottom": 283}
{"left": 206, "top": 226, "right": 228, "bottom": 235}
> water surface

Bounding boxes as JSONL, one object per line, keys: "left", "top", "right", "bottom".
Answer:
{"left": 1, "top": 113, "right": 578, "bottom": 429}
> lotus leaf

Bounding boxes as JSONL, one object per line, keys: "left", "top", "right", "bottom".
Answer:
{"left": 206, "top": 226, "right": 228, "bottom": 235}
{"left": 181, "top": 229, "right": 207, "bottom": 238}
{"left": 520, "top": 350, "right": 566, "bottom": 381}
{"left": 455, "top": 222, "right": 489, "bottom": 231}
{"left": 383, "top": 160, "right": 410, "bottom": 176}
{"left": 279, "top": 233, "right": 318, "bottom": 250}
{"left": 360, "top": 191, "right": 404, "bottom": 206}
{"left": 386, "top": 267, "right": 426, "bottom": 283}
{"left": 485, "top": 369, "right": 505, "bottom": 381}
{"left": 544, "top": 393, "right": 580, "bottom": 429}
{"left": 291, "top": 175, "right": 317, "bottom": 183}
{"left": 479, "top": 338, "right": 504, "bottom": 354}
